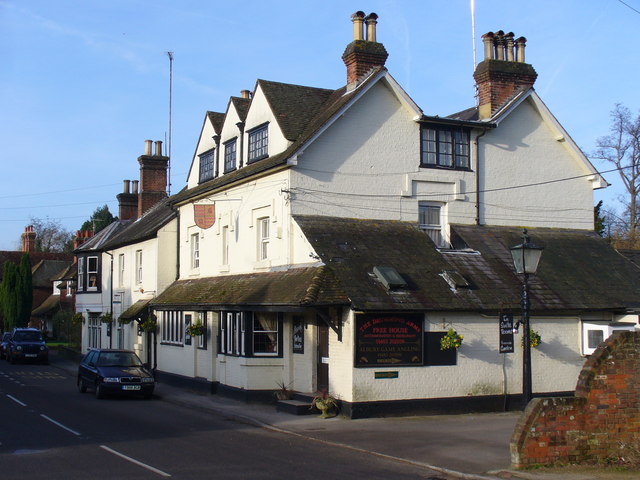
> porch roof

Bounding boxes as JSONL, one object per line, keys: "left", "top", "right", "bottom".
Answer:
{"left": 151, "top": 266, "right": 349, "bottom": 310}
{"left": 119, "top": 298, "right": 152, "bottom": 321}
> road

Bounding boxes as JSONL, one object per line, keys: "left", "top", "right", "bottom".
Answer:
{"left": 0, "top": 358, "right": 450, "bottom": 479}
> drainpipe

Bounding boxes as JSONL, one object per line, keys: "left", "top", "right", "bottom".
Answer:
{"left": 236, "top": 121, "right": 245, "bottom": 168}
{"left": 474, "top": 128, "right": 489, "bottom": 225}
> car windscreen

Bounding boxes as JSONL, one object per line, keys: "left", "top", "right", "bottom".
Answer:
{"left": 13, "top": 331, "right": 43, "bottom": 342}
{"left": 96, "top": 352, "right": 143, "bottom": 367}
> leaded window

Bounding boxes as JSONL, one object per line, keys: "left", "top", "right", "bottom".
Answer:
{"left": 421, "top": 126, "right": 470, "bottom": 169}
{"left": 248, "top": 124, "right": 268, "bottom": 162}
{"left": 224, "top": 139, "right": 237, "bottom": 173}
{"left": 199, "top": 149, "right": 215, "bottom": 183}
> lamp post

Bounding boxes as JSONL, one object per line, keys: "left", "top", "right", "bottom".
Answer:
{"left": 510, "top": 229, "right": 544, "bottom": 406}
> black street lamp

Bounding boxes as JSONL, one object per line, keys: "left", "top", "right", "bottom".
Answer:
{"left": 510, "top": 229, "right": 544, "bottom": 406}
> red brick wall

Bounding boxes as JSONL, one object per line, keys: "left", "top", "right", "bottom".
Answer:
{"left": 510, "top": 331, "right": 640, "bottom": 467}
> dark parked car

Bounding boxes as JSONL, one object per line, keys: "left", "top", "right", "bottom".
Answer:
{"left": 77, "top": 349, "right": 154, "bottom": 399}
{"left": 0, "top": 332, "right": 12, "bottom": 359}
{"left": 6, "top": 328, "right": 48, "bottom": 364}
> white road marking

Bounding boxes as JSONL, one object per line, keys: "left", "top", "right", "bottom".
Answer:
{"left": 100, "top": 445, "right": 171, "bottom": 477}
{"left": 40, "top": 414, "right": 81, "bottom": 436}
{"left": 7, "top": 394, "right": 27, "bottom": 406}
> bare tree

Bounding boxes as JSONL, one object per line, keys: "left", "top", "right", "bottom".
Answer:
{"left": 28, "top": 217, "right": 74, "bottom": 252}
{"left": 592, "top": 104, "right": 640, "bottom": 244}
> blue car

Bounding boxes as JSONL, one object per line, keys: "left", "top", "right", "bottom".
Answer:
{"left": 0, "top": 332, "right": 11, "bottom": 359}
{"left": 77, "top": 349, "right": 155, "bottom": 399}
{"left": 6, "top": 328, "right": 48, "bottom": 364}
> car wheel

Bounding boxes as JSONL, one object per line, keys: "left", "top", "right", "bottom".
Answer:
{"left": 78, "top": 378, "right": 87, "bottom": 393}
{"left": 95, "top": 383, "right": 105, "bottom": 399}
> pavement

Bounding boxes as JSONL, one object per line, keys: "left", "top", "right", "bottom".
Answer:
{"left": 49, "top": 350, "right": 633, "bottom": 480}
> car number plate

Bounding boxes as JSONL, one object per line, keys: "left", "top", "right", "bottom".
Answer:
{"left": 122, "top": 385, "right": 141, "bottom": 391}
{"left": 25, "top": 354, "right": 37, "bottom": 358}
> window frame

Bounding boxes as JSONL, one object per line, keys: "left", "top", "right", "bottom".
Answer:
{"left": 218, "top": 311, "right": 282, "bottom": 358}
{"left": 118, "top": 253, "right": 125, "bottom": 287}
{"left": 420, "top": 125, "right": 471, "bottom": 170}
{"left": 161, "top": 310, "right": 184, "bottom": 346}
{"left": 258, "top": 216, "right": 269, "bottom": 261}
{"left": 247, "top": 123, "right": 268, "bottom": 163}
{"left": 190, "top": 232, "right": 200, "bottom": 270}
{"left": 223, "top": 138, "right": 237, "bottom": 173}
{"left": 135, "top": 250, "right": 143, "bottom": 284}
{"left": 198, "top": 148, "right": 216, "bottom": 183}
{"left": 77, "top": 257, "right": 85, "bottom": 292}
{"left": 86, "top": 255, "right": 99, "bottom": 292}
{"left": 419, "top": 203, "right": 446, "bottom": 248}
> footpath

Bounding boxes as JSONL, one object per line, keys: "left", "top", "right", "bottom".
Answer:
{"left": 51, "top": 350, "right": 634, "bottom": 480}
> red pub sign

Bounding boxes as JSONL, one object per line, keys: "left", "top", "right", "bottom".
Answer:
{"left": 355, "top": 314, "right": 423, "bottom": 367}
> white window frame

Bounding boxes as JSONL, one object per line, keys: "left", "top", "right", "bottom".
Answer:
{"left": 88, "top": 313, "right": 101, "bottom": 349}
{"left": 220, "top": 312, "right": 245, "bottom": 356}
{"left": 118, "top": 253, "right": 125, "bottom": 287}
{"left": 77, "top": 257, "right": 85, "bottom": 292}
{"left": 581, "top": 322, "right": 637, "bottom": 355}
{"left": 258, "top": 217, "right": 269, "bottom": 261}
{"left": 135, "top": 250, "right": 143, "bottom": 284}
{"left": 191, "top": 233, "right": 200, "bottom": 270}
{"left": 419, "top": 203, "right": 446, "bottom": 248}
{"left": 87, "top": 256, "right": 99, "bottom": 291}
{"left": 161, "top": 310, "right": 184, "bottom": 345}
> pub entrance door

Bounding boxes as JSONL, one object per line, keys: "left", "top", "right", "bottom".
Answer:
{"left": 317, "top": 322, "right": 329, "bottom": 391}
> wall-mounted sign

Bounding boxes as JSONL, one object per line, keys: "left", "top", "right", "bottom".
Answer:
{"left": 194, "top": 204, "right": 216, "bottom": 229}
{"left": 292, "top": 317, "right": 304, "bottom": 354}
{"left": 499, "top": 312, "right": 514, "bottom": 353}
{"left": 355, "top": 314, "right": 423, "bottom": 367}
{"left": 375, "top": 371, "right": 399, "bottom": 379}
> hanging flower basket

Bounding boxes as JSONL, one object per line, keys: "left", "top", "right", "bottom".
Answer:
{"left": 71, "top": 313, "right": 84, "bottom": 326}
{"left": 440, "top": 328, "right": 463, "bottom": 351}
{"left": 521, "top": 329, "right": 541, "bottom": 348}
{"left": 140, "top": 314, "right": 158, "bottom": 333}
{"left": 186, "top": 322, "right": 206, "bottom": 337}
{"left": 100, "top": 313, "right": 113, "bottom": 324}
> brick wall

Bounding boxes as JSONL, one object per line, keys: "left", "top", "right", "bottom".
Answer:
{"left": 510, "top": 331, "right": 640, "bottom": 467}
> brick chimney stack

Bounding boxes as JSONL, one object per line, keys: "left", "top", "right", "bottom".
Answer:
{"left": 21, "top": 225, "right": 36, "bottom": 252}
{"left": 473, "top": 31, "right": 538, "bottom": 119}
{"left": 342, "top": 12, "right": 388, "bottom": 89}
{"left": 138, "top": 139, "right": 168, "bottom": 217}
{"left": 117, "top": 179, "right": 139, "bottom": 220}
{"left": 73, "top": 230, "right": 94, "bottom": 250}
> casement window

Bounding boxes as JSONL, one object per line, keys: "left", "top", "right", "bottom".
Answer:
{"left": 581, "top": 321, "right": 636, "bottom": 355}
{"left": 258, "top": 217, "right": 269, "bottom": 261}
{"left": 135, "top": 250, "right": 143, "bottom": 284}
{"left": 198, "top": 149, "right": 215, "bottom": 183}
{"left": 421, "top": 126, "right": 470, "bottom": 169}
{"left": 87, "top": 256, "right": 99, "bottom": 291}
{"left": 161, "top": 310, "right": 184, "bottom": 345}
{"left": 419, "top": 204, "right": 445, "bottom": 248}
{"left": 118, "top": 254, "right": 125, "bottom": 287}
{"left": 88, "top": 313, "right": 101, "bottom": 349}
{"left": 222, "top": 225, "right": 229, "bottom": 265}
{"left": 77, "top": 257, "right": 85, "bottom": 292}
{"left": 224, "top": 138, "right": 237, "bottom": 173}
{"left": 191, "top": 233, "right": 200, "bottom": 269}
{"left": 219, "top": 311, "right": 282, "bottom": 357}
{"left": 247, "top": 124, "right": 268, "bottom": 162}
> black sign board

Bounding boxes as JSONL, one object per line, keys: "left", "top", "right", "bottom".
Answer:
{"left": 355, "top": 314, "right": 423, "bottom": 367}
{"left": 499, "top": 313, "right": 514, "bottom": 353}
{"left": 292, "top": 317, "right": 304, "bottom": 354}
{"left": 375, "top": 371, "right": 399, "bottom": 379}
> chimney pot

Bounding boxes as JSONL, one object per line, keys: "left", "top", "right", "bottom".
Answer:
{"left": 240, "top": 89, "right": 251, "bottom": 99}
{"left": 365, "top": 13, "right": 379, "bottom": 42}
{"left": 144, "top": 139, "right": 153, "bottom": 155}
{"left": 154, "top": 140, "right": 163, "bottom": 156}
{"left": 505, "top": 32, "right": 515, "bottom": 62}
{"left": 351, "top": 11, "right": 365, "bottom": 41}
{"left": 516, "top": 36, "right": 527, "bottom": 62}
{"left": 132, "top": 180, "right": 139, "bottom": 195}
{"left": 123, "top": 179, "right": 131, "bottom": 194}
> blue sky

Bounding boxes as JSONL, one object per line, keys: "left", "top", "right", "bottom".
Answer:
{"left": 1, "top": 0, "right": 637, "bottom": 250}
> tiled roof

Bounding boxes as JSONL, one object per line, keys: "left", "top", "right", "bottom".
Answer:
{"left": 230, "top": 97, "right": 250, "bottom": 121}
{"left": 151, "top": 266, "right": 348, "bottom": 309}
{"left": 31, "top": 259, "right": 74, "bottom": 288}
{"left": 74, "top": 220, "right": 133, "bottom": 252}
{"left": 206, "top": 111, "right": 225, "bottom": 134}
{"left": 0, "top": 251, "right": 73, "bottom": 281}
{"left": 119, "top": 298, "right": 152, "bottom": 321}
{"left": 100, "top": 198, "right": 176, "bottom": 250}
{"left": 31, "top": 294, "right": 62, "bottom": 317}
{"left": 294, "top": 216, "right": 640, "bottom": 313}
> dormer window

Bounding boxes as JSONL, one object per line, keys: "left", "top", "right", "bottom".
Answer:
{"left": 198, "top": 149, "right": 215, "bottom": 183}
{"left": 419, "top": 203, "right": 447, "bottom": 248}
{"left": 421, "top": 126, "right": 470, "bottom": 169}
{"left": 248, "top": 124, "right": 268, "bottom": 163}
{"left": 224, "top": 138, "right": 237, "bottom": 173}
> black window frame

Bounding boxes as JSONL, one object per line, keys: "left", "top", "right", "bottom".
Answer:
{"left": 198, "top": 148, "right": 216, "bottom": 183}
{"left": 247, "top": 123, "right": 268, "bottom": 163}
{"left": 77, "top": 254, "right": 101, "bottom": 293}
{"left": 223, "top": 138, "right": 237, "bottom": 173}
{"left": 420, "top": 125, "right": 471, "bottom": 170}
{"left": 218, "top": 310, "right": 283, "bottom": 358}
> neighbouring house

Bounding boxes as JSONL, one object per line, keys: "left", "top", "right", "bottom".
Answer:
{"left": 0, "top": 226, "right": 74, "bottom": 332}
{"left": 31, "top": 262, "right": 77, "bottom": 338}
{"left": 82, "top": 12, "right": 640, "bottom": 417}
{"left": 74, "top": 140, "right": 177, "bottom": 367}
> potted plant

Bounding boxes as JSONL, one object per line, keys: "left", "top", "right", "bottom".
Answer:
{"left": 440, "top": 328, "right": 463, "bottom": 351}
{"left": 521, "top": 329, "right": 542, "bottom": 348}
{"left": 140, "top": 314, "right": 158, "bottom": 333}
{"left": 273, "top": 381, "right": 293, "bottom": 401}
{"left": 186, "top": 321, "right": 206, "bottom": 337}
{"left": 311, "top": 389, "right": 339, "bottom": 418}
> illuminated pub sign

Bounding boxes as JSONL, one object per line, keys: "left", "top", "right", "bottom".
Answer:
{"left": 355, "top": 314, "right": 423, "bottom": 367}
